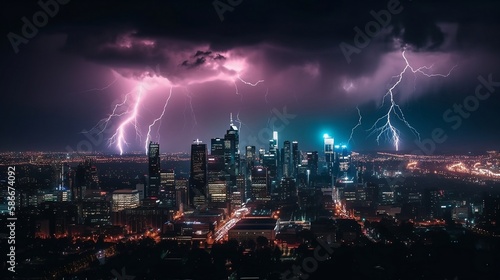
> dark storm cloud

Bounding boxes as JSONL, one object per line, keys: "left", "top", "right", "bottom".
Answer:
{"left": 2, "top": 0, "right": 500, "bottom": 152}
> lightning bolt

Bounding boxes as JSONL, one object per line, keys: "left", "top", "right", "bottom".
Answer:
{"left": 237, "top": 75, "right": 264, "bottom": 87}
{"left": 349, "top": 106, "right": 362, "bottom": 144}
{"left": 82, "top": 89, "right": 135, "bottom": 136}
{"left": 183, "top": 88, "right": 198, "bottom": 129}
{"left": 95, "top": 67, "right": 266, "bottom": 155}
{"left": 233, "top": 75, "right": 264, "bottom": 99}
{"left": 108, "top": 86, "right": 144, "bottom": 155}
{"left": 356, "top": 50, "right": 456, "bottom": 151}
{"left": 145, "top": 86, "right": 173, "bottom": 154}
{"left": 235, "top": 111, "right": 244, "bottom": 132}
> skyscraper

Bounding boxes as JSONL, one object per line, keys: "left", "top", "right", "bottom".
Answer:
{"left": 323, "top": 134, "right": 334, "bottom": 182}
{"left": 263, "top": 153, "right": 277, "bottom": 193}
{"left": 224, "top": 114, "right": 240, "bottom": 187}
{"left": 283, "top": 140, "right": 292, "bottom": 178}
{"left": 306, "top": 151, "right": 319, "bottom": 178}
{"left": 190, "top": 139, "right": 208, "bottom": 207}
{"left": 211, "top": 138, "right": 224, "bottom": 156}
{"left": 245, "top": 145, "right": 256, "bottom": 174}
{"left": 160, "top": 169, "right": 176, "bottom": 209}
{"left": 148, "top": 142, "right": 161, "bottom": 198}
{"left": 292, "top": 141, "right": 299, "bottom": 178}
{"left": 207, "top": 155, "right": 226, "bottom": 206}
{"left": 251, "top": 166, "right": 269, "bottom": 201}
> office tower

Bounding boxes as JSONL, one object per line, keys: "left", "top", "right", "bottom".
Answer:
{"left": 74, "top": 159, "right": 99, "bottom": 201}
{"left": 235, "top": 174, "right": 246, "bottom": 205}
{"left": 283, "top": 140, "right": 292, "bottom": 178}
{"left": 306, "top": 151, "right": 319, "bottom": 178}
{"left": 279, "top": 177, "right": 296, "bottom": 201}
{"left": 160, "top": 169, "right": 176, "bottom": 209}
{"left": 258, "top": 148, "right": 266, "bottom": 164}
{"left": 269, "top": 131, "right": 278, "bottom": 155}
{"left": 112, "top": 189, "right": 140, "bottom": 212}
{"left": 482, "top": 192, "right": 500, "bottom": 225}
{"left": 269, "top": 131, "right": 281, "bottom": 179}
{"left": 148, "top": 142, "right": 161, "bottom": 197}
{"left": 211, "top": 138, "right": 224, "bottom": 156}
{"left": 423, "top": 188, "right": 440, "bottom": 220}
{"left": 251, "top": 166, "right": 269, "bottom": 201}
{"left": 334, "top": 144, "right": 351, "bottom": 178}
{"left": 190, "top": 139, "right": 208, "bottom": 207}
{"left": 323, "top": 134, "right": 334, "bottom": 179}
{"left": 175, "top": 179, "right": 189, "bottom": 213}
{"left": 245, "top": 145, "right": 256, "bottom": 176}
{"left": 207, "top": 155, "right": 227, "bottom": 206}
{"left": 263, "top": 153, "right": 277, "bottom": 193}
{"left": 224, "top": 114, "right": 240, "bottom": 187}
{"left": 292, "top": 141, "right": 299, "bottom": 178}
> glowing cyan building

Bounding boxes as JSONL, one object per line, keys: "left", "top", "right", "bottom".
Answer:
{"left": 323, "top": 134, "right": 334, "bottom": 179}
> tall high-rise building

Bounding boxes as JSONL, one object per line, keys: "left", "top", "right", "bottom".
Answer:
{"left": 251, "top": 166, "right": 269, "bottom": 201}
{"left": 333, "top": 144, "right": 354, "bottom": 183}
{"left": 148, "top": 142, "right": 161, "bottom": 197}
{"left": 306, "top": 151, "right": 319, "bottom": 178}
{"left": 211, "top": 138, "right": 224, "bottom": 156}
{"left": 258, "top": 148, "right": 266, "bottom": 164}
{"left": 224, "top": 114, "right": 240, "bottom": 187}
{"left": 190, "top": 139, "right": 208, "bottom": 207}
{"left": 292, "top": 141, "right": 299, "bottom": 178}
{"left": 269, "top": 131, "right": 278, "bottom": 154}
{"left": 323, "top": 134, "right": 334, "bottom": 179}
{"left": 207, "top": 155, "right": 226, "bottom": 206}
{"left": 73, "top": 159, "right": 99, "bottom": 201}
{"left": 283, "top": 140, "right": 292, "bottom": 178}
{"left": 245, "top": 145, "right": 256, "bottom": 175}
{"left": 263, "top": 153, "right": 278, "bottom": 193}
{"left": 160, "top": 169, "right": 176, "bottom": 209}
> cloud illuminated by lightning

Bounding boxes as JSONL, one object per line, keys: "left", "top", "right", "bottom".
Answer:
{"left": 354, "top": 50, "right": 457, "bottom": 151}
{"left": 91, "top": 51, "right": 267, "bottom": 155}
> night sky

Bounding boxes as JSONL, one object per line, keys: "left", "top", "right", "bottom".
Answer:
{"left": 2, "top": 0, "right": 500, "bottom": 154}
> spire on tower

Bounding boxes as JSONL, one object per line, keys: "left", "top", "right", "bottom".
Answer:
{"left": 230, "top": 112, "right": 233, "bottom": 125}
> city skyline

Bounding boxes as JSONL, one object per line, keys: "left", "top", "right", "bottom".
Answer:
{"left": 2, "top": 0, "right": 500, "bottom": 153}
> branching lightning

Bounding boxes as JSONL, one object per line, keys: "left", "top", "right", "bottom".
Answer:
{"left": 348, "top": 106, "right": 362, "bottom": 144}
{"left": 108, "top": 86, "right": 144, "bottom": 155}
{"left": 235, "top": 112, "right": 244, "bottom": 132}
{"left": 93, "top": 68, "right": 265, "bottom": 154}
{"left": 237, "top": 75, "right": 264, "bottom": 87}
{"left": 354, "top": 50, "right": 456, "bottom": 151}
{"left": 145, "top": 86, "right": 173, "bottom": 154}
